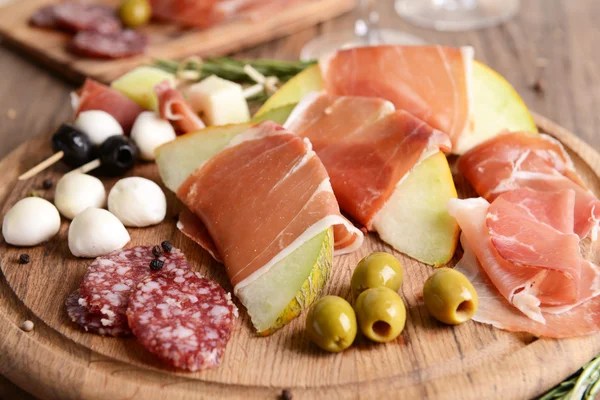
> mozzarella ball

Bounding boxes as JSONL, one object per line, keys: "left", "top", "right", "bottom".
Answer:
{"left": 75, "top": 110, "right": 124, "bottom": 146}
{"left": 68, "top": 208, "right": 130, "bottom": 258}
{"left": 54, "top": 173, "right": 106, "bottom": 220}
{"left": 2, "top": 197, "right": 61, "bottom": 246}
{"left": 130, "top": 111, "right": 176, "bottom": 160}
{"left": 108, "top": 177, "right": 167, "bottom": 227}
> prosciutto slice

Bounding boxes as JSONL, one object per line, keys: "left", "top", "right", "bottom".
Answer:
{"left": 285, "top": 93, "right": 451, "bottom": 229}
{"left": 448, "top": 189, "right": 600, "bottom": 337}
{"left": 457, "top": 132, "right": 600, "bottom": 239}
{"left": 154, "top": 81, "right": 205, "bottom": 134}
{"left": 177, "top": 121, "right": 363, "bottom": 290}
{"left": 319, "top": 45, "right": 473, "bottom": 151}
{"left": 73, "top": 78, "right": 143, "bottom": 133}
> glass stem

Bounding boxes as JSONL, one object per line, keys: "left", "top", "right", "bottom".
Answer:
{"left": 432, "top": 0, "right": 478, "bottom": 11}
{"left": 355, "top": 0, "right": 380, "bottom": 45}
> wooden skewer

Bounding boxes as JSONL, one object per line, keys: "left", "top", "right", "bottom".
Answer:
{"left": 18, "top": 151, "right": 65, "bottom": 181}
{"left": 66, "top": 158, "right": 101, "bottom": 176}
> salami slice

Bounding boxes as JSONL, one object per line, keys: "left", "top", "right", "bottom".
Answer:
{"left": 69, "top": 30, "right": 148, "bottom": 59}
{"left": 66, "top": 290, "right": 131, "bottom": 337}
{"left": 29, "top": 5, "right": 59, "bottom": 29}
{"left": 127, "top": 268, "right": 237, "bottom": 371}
{"left": 79, "top": 246, "right": 189, "bottom": 330}
{"left": 53, "top": 3, "right": 121, "bottom": 34}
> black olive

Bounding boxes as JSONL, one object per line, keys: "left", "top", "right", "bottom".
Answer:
{"left": 51, "top": 123, "right": 95, "bottom": 168}
{"left": 98, "top": 135, "right": 139, "bottom": 176}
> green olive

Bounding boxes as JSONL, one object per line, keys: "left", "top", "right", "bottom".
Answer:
{"left": 351, "top": 252, "right": 403, "bottom": 298}
{"left": 423, "top": 267, "right": 478, "bottom": 325}
{"left": 305, "top": 296, "right": 357, "bottom": 352}
{"left": 354, "top": 287, "right": 406, "bottom": 343}
{"left": 119, "top": 0, "right": 151, "bottom": 28}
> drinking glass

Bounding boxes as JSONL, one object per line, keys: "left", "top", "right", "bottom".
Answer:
{"left": 300, "top": 0, "right": 424, "bottom": 61}
{"left": 395, "top": 0, "right": 520, "bottom": 31}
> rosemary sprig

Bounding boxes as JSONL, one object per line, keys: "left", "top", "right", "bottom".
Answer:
{"left": 153, "top": 57, "right": 316, "bottom": 84}
{"left": 537, "top": 355, "right": 600, "bottom": 400}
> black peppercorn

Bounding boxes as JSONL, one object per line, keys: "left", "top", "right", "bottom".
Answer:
{"left": 152, "top": 245, "right": 163, "bottom": 258}
{"left": 19, "top": 254, "right": 30, "bottom": 264}
{"left": 150, "top": 259, "right": 164, "bottom": 271}
{"left": 161, "top": 240, "right": 173, "bottom": 253}
{"left": 280, "top": 389, "right": 292, "bottom": 400}
{"left": 42, "top": 179, "right": 53, "bottom": 189}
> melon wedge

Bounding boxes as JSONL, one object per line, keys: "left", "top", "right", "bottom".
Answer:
{"left": 155, "top": 123, "right": 333, "bottom": 335}
{"left": 111, "top": 66, "right": 176, "bottom": 110}
{"left": 455, "top": 62, "right": 538, "bottom": 154}
{"left": 371, "top": 152, "right": 459, "bottom": 266}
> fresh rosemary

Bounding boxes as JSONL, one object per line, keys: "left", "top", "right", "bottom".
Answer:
{"left": 538, "top": 355, "right": 600, "bottom": 400}
{"left": 153, "top": 56, "right": 315, "bottom": 84}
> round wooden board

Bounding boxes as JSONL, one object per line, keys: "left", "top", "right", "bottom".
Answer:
{"left": 1, "top": 113, "right": 599, "bottom": 400}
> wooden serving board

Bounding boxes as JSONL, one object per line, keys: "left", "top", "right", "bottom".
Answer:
{"left": 0, "top": 0, "right": 354, "bottom": 84}
{"left": 0, "top": 113, "right": 599, "bottom": 400}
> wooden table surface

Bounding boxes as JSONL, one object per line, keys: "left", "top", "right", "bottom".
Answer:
{"left": 0, "top": 0, "right": 598, "bottom": 398}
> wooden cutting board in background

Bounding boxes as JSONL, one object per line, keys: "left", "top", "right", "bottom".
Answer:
{"left": 0, "top": 0, "right": 354, "bottom": 84}
{"left": 0, "top": 114, "right": 599, "bottom": 399}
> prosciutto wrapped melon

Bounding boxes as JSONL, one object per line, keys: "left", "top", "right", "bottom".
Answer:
{"left": 156, "top": 122, "right": 363, "bottom": 334}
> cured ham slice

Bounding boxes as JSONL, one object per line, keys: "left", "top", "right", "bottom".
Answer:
{"left": 74, "top": 79, "right": 144, "bottom": 133}
{"left": 177, "top": 121, "right": 363, "bottom": 290}
{"left": 150, "top": 0, "right": 293, "bottom": 29}
{"left": 285, "top": 93, "right": 451, "bottom": 229}
{"left": 457, "top": 132, "right": 600, "bottom": 239}
{"left": 319, "top": 45, "right": 473, "bottom": 151}
{"left": 154, "top": 81, "right": 205, "bottom": 134}
{"left": 456, "top": 238, "right": 600, "bottom": 338}
{"left": 448, "top": 190, "right": 600, "bottom": 337}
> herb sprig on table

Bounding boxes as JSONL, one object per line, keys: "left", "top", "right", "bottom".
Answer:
{"left": 154, "top": 57, "right": 315, "bottom": 83}
{"left": 538, "top": 355, "right": 600, "bottom": 400}
{"left": 154, "top": 56, "right": 315, "bottom": 105}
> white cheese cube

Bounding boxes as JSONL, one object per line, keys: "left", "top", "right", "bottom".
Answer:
{"left": 187, "top": 75, "right": 250, "bottom": 126}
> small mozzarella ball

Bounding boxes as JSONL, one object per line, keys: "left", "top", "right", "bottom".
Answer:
{"left": 74, "top": 110, "right": 124, "bottom": 146}
{"left": 2, "top": 197, "right": 61, "bottom": 246}
{"left": 68, "top": 208, "right": 130, "bottom": 258}
{"left": 54, "top": 173, "right": 107, "bottom": 220}
{"left": 130, "top": 111, "right": 176, "bottom": 161}
{"left": 108, "top": 177, "right": 167, "bottom": 227}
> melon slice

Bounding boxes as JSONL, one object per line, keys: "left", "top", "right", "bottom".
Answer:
{"left": 155, "top": 123, "right": 332, "bottom": 335}
{"left": 455, "top": 61, "right": 538, "bottom": 154}
{"left": 111, "top": 66, "right": 176, "bottom": 110}
{"left": 238, "top": 228, "right": 333, "bottom": 335}
{"left": 371, "top": 152, "right": 459, "bottom": 266}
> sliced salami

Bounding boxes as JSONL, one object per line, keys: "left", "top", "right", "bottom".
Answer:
{"left": 29, "top": 5, "right": 59, "bottom": 29}
{"left": 127, "top": 268, "right": 237, "bottom": 371}
{"left": 69, "top": 30, "right": 148, "bottom": 59}
{"left": 79, "top": 246, "right": 189, "bottom": 330}
{"left": 66, "top": 290, "right": 131, "bottom": 337}
{"left": 53, "top": 3, "right": 121, "bottom": 34}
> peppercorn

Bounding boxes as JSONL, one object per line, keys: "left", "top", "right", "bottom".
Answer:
{"left": 150, "top": 259, "right": 164, "bottom": 271}
{"left": 161, "top": 240, "right": 173, "bottom": 253}
{"left": 280, "top": 389, "right": 292, "bottom": 400}
{"left": 42, "top": 179, "right": 53, "bottom": 189}
{"left": 152, "top": 245, "right": 163, "bottom": 258}
{"left": 19, "top": 254, "right": 30, "bottom": 264}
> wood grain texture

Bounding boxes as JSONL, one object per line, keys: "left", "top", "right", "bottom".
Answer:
{"left": 0, "top": 0, "right": 354, "bottom": 84}
{"left": 0, "top": 114, "right": 598, "bottom": 400}
{"left": 1, "top": 0, "right": 600, "bottom": 397}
